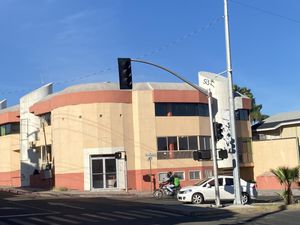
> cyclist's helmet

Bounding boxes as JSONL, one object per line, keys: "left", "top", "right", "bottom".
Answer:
{"left": 167, "top": 171, "right": 172, "bottom": 178}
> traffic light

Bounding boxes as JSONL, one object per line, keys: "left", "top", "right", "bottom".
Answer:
{"left": 213, "top": 122, "right": 224, "bottom": 141}
{"left": 192, "top": 150, "right": 211, "bottom": 161}
{"left": 114, "top": 151, "right": 122, "bottom": 159}
{"left": 118, "top": 58, "right": 132, "bottom": 89}
{"left": 218, "top": 149, "right": 228, "bottom": 159}
{"left": 230, "top": 138, "right": 236, "bottom": 153}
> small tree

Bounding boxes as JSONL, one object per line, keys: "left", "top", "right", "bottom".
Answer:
{"left": 233, "top": 85, "right": 268, "bottom": 124}
{"left": 270, "top": 166, "right": 299, "bottom": 205}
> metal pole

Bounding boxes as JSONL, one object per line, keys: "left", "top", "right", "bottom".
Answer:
{"left": 131, "top": 59, "right": 204, "bottom": 93}
{"left": 208, "top": 90, "right": 221, "bottom": 207}
{"left": 224, "top": 0, "right": 242, "bottom": 205}
{"left": 125, "top": 153, "right": 128, "bottom": 192}
{"left": 149, "top": 158, "right": 152, "bottom": 192}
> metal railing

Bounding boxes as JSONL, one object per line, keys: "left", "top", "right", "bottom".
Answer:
{"left": 157, "top": 150, "right": 195, "bottom": 160}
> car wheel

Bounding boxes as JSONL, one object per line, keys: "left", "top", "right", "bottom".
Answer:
{"left": 153, "top": 190, "right": 163, "bottom": 199}
{"left": 192, "top": 193, "right": 204, "bottom": 204}
{"left": 241, "top": 192, "right": 250, "bottom": 205}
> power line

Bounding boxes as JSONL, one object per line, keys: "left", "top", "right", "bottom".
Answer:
{"left": 231, "top": 0, "right": 300, "bottom": 24}
{"left": 137, "top": 16, "right": 224, "bottom": 59}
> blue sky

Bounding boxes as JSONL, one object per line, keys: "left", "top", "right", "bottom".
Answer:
{"left": 0, "top": 0, "right": 300, "bottom": 116}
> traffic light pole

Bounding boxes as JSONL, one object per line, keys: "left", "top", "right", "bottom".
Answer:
{"left": 224, "top": 0, "right": 242, "bottom": 205}
{"left": 130, "top": 58, "right": 221, "bottom": 207}
{"left": 208, "top": 90, "right": 221, "bottom": 207}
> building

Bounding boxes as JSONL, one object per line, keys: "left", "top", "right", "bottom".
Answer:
{"left": 252, "top": 111, "right": 300, "bottom": 190}
{"left": 0, "top": 102, "right": 20, "bottom": 187}
{"left": 0, "top": 82, "right": 252, "bottom": 192}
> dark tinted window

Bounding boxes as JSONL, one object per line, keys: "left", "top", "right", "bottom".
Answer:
{"left": 155, "top": 103, "right": 209, "bottom": 117}
{"left": 0, "top": 123, "right": 20, "bottom": 136}
{"left": 235, "top": 109, "right": 249, "bottom": 121}
{"left": 225, "top": 178, "right": 234, "bottom": 186}
{"left": 208, "top": 178, "right": 223, "bottom": 186}
{"left": 157, "top": 137, "right": 167, "bottom": 151}
{"left": 188, "top": 136, "right": 198, "bottom": 150}
{"left": 179, "top": 136, "right": 188, "bottom": 150}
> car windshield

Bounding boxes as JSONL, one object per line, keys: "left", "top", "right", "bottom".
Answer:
{"left": 194, "top": 178, "right": 210, "bottom": 186}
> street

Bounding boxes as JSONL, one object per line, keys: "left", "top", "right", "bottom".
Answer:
{"left": 0, "top": 191, "right": 300, "bottom": 225}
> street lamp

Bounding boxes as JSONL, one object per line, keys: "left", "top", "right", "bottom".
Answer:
{"left": 224, "top": 0, "right": 242, "bottom": 205}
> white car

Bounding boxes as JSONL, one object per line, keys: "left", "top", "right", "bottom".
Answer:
{"left": 177, "top": 175, "right": 257, "bottom": 205}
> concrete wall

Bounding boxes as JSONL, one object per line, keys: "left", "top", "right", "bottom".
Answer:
{"left": 51, "top": 102, "right": 132, "bottom": 190}
{"left": 252, "top": 138, "right": 299, "bottom": 180}
{"left": 20, "top": 83, "right": 53, "bottom": 186}
{"left": 0, "top": 134, "right": 20, "bottom": 186}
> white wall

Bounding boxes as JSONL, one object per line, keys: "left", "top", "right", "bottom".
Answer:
{"left": 20, "top": 83, "right": 53, "bottom": 186}
{"left": 198, "top": 71, "right": 233, "bottom": 168}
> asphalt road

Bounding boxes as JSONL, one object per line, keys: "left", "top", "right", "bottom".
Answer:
{"left": 0, "top": 191, "right": 300, "bottom": 225}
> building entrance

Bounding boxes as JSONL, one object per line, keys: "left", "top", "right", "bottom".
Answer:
{"left": 91, "top": 156, "right": 117, "bottom": 189}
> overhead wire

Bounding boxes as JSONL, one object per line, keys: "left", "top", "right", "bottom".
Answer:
{"left": 230, "top": 0, "right": 300, "bottom": 24}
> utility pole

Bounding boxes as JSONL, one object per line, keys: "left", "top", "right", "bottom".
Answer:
{"left": 208, "top": 90, "right": 221, "bottom": 207}
{"left": 224, "top": 0, "right": 242, "bottom": 205}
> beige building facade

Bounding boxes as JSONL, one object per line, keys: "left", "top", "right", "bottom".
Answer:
{"left": 0, "top": 82, "right": 252, "bottom": 191}
{"left": 253, "top": 112, "right": 300, "bottom": 189}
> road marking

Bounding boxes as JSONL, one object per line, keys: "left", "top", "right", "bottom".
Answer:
{"left": 99, "top": 212, "right": 135, "bottom": 220}
{"left": 46, "top": 216, "right": 80, "bottom": 224}
{"left": 29, "top": 217, "right": 60, "bottom": 225}
{"left": 82, "top": 213, "right": 116, "bottom": 221}
{"left": 144, "top": 209, "right": 183, "bottom": 217}
{"left": 65, "top": 214, "right": 99, "bottom": 222}
{"left": 48, "top": 202, "right": 84, "bottom": 209}
{"left": 0, "top": 212, "right": 58, "bottom": 218}
{"left": 7, "top": 218, "right": 35, "bottom": 225}
{"left": 114, "top": 211, "right": 150, "bottom": 219}
{"left": 128, "top": 210, "right": 166, "bottom": 218}
{"left": 0, "top": 207, "right": 20, "bottom": 210}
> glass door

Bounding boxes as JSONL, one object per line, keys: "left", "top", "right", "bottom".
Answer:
{"left": 91, "top": 157, "right": 117, "bottom": 189}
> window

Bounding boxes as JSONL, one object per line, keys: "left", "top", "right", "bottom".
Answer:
{"left": 157, "top": 137, "right": 167, "bottom": 151}
{"left": 188, "top": 136, "right": 198, "bottom": 150}
{"left": 199, "top": 136, "right": 211, "bottom": 150}
{"left": 204, "top": 170, "right": 213, "bottom": 178}
{"left": 158, "top": 172, "right": 168, "bottom": 182}
{"left": 0, "top": 123, "right": 20, "bottom": 136}
{"left": 157, "top": 136, "right": 211, "bottom": 160}
{"left": 189, "top": 171, "right": 201, "bottom": 180}
{"left": 174, "top": 171, "right": 185, "bottom": 180}
{"left": 225, "top": 178, "right": 234, "bottom": 186}
{"left": 178, "top": 136, "right": 188, "bottom": 150}
{"left": 155, "top": 103, "right": 209, "bottom": 117}
{"left": 208, "top": 178, "right": 223, "bottom": 186}
{"left": 235, "top": 109, "right": 249, "bottom": 121}
{"left": 40, "top": 113, "right": 51, "bottom": 126}
{"left": 167, "top": 137, "right": 177, "bottom": 151}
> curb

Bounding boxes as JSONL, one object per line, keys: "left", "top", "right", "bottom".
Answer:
{"left": 0, "top": 187, "right": 151, "bottom": 199}
{"left": 150, "top": 202, "right": 300, "bottom": 217}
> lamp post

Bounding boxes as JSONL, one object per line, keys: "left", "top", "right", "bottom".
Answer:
{"left": 224, "top": 0, "right": 242, "bottom": 205}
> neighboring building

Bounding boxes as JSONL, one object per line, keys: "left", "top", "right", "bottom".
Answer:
{"left": 252, "top": 111, "right": 300, "bottom": 190}
{"left": 0, "top": 82, "right": 252, "bottom": 192}
{"left": 0, "top": 104, "right": 20, "bottom": 187}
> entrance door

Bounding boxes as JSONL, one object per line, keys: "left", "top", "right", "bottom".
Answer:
{"left": 91, "top": 157, "right": 117, "bottom": 189}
